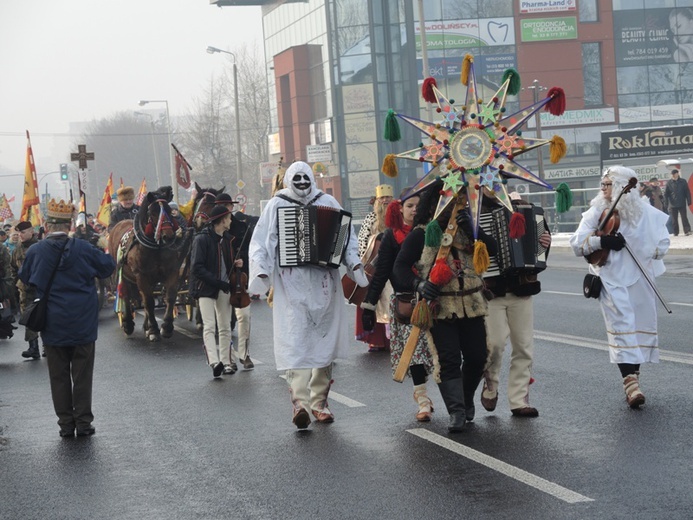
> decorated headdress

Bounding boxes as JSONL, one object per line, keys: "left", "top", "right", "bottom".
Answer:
{"left": 45, "top": 199, "right": 75, "bottom": 223}
{"left": 375, "top": 184, "right": 394, "bottom": 199}
{"left": 380, "top": 53, "right": 573, "bottom": 256}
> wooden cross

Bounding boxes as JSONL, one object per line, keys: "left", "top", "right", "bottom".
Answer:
{"left": 70, "top": 144, "right": 95, "bottom": 170}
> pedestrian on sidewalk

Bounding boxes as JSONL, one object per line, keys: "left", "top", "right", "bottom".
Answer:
{"left": 18, "top": 199, "right": 115, "bottom": 437}
{"left": 664, "top": 169, "right": 691, "bottom": 236}
{"left": 570, "top": 166, "right": 670, "bottom": 408}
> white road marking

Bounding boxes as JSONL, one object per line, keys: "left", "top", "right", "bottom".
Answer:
{"left": 535, "top": 330, "right": 693, "bottom": 365}
{"left": 407, "top": 429, "right": 594, "bottom": 504}
{"left": 328, "top": 392, "right": 366, "bottom": 408}
{"left": 543, "top": 290, "right": 693, "bottom": 307}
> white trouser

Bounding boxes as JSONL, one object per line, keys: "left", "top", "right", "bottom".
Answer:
{"left": 233, "top": 305, "right": 251, "bottom": 361}
{"left": 199, "top": 296, "right": 233, "bottom": 366}
{"left": 286, "top": 364, "right": 333, "bottom": 412}
{"left": 483, "top": 293, "right": 534, "bottom": 409}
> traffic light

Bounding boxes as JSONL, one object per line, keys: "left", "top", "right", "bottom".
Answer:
{"left": 60, "top": 164, "right": 68, "bottom": 181}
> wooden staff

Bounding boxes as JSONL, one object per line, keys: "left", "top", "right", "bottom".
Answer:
{"left": 393, "top": 196, "right": 464, "bottom": 382}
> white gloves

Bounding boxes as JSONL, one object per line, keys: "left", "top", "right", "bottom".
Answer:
{"left": 352, "top": 265, "right": 369, "bottom": 288}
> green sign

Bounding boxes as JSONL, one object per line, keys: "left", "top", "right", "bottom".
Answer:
{"left": 521, "top": 17, "right": 577, "bottom": 42}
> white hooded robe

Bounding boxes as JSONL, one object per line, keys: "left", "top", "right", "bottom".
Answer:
{"left": 248, "top": 162, "right": 361, "bottom": 370}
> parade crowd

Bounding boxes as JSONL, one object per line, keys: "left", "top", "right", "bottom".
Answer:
{"left": 0, "top": 163, "right": 684, "bottom": 436}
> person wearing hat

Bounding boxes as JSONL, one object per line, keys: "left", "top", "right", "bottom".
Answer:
{"left": 190, "top": 205, "right": 242, "bottom": 378}
{"left": 19, "top": 199, "right": 115, "bottom": 437}
{"left": 108, "top": 186, "right": 140, "bottom": 230}
{"left": 570, "top": 166, "right": 670, "bottom": 408}
{"left": 355, "top": 184, "right": 394, "bottom": 353}
{"left": 10, "top": 221, "right": 41, "bottom": 359}
{"left": 168, "top": 202, "right": 188, "bottom": 229}
{"left": 214, "top": 193, "right": 254, "bottom": 370}
{"left": 663, "top": 169, "right": 692, "bottom": 236}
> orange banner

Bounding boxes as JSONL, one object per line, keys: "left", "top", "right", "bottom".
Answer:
{"left": 21, "top": 131, "right": 41, "bottom": 226}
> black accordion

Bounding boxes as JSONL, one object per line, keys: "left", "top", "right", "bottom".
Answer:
{"left": 277, "top": 205, "right": 352, "bottom": 268}
{"left": 479, "top": 204, "right": 548, "bottom": 278}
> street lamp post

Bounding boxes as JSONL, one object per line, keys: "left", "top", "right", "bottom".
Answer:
{"left": 134, "top": 111, "right": 163, "bottom": 189}
{"left": 138, "top": 99, "right": 176, "bottom": 202}
{"left": 207, "top": 46, "right": 243, "bottom": 184}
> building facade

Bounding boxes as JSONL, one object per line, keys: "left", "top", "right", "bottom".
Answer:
{"left": 213, "top": 0, "right": 693, "bottom": 226}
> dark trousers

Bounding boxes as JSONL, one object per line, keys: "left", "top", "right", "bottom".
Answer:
{"left": 45, "top": 342, "right": 95, "bottom": 431}
{"left": 669, "top": 206, "right": 691, "bottom": 235}
{"left": 430, "top": 317, "right": 487, "bottom": 383}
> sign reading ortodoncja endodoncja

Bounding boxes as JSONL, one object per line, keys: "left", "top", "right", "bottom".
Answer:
{"left": 381, "top": 53, "right": 574, "bottom": 236}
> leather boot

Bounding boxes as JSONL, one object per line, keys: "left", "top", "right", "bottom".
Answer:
{"left": 21, "top": 339, "right": 40, "bottom": 360}
{"left": 286, "top": 369, "right": 312, "bottom": 429}
{"left": 463, "top": 372, "right": 483, "bottom": 422}
{"left": 437, "top": 379, "right": 466, "bottom": 433}
{"left": 413, "top": 384, "right": 434, "bottom": 422}
{"left": 309, "top": 365, "right": 334, "bottom": 423}
{"left": 623, "top": 373, "right": 645, "bottom": 408}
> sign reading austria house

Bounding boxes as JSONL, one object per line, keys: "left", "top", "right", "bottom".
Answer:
{"left": 519, "top": 0, "right": 576, "bottom": 14}
{"left": 601, "top": 125, "right": 693, "bottom": 161}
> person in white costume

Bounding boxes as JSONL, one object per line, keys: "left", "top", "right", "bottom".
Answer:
{"left": 570, "top": 166, "right": 670, "bottom": 408}
{"left": 248, "top": 161, "right": 368, "bottom": 429}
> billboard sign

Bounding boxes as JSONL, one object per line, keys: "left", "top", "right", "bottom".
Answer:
{"left": 601, "top": 125, "right": 693, "bottom": 161}
{"left": 417, "top": 54, "right": 516, "bottom": 80}
{"left": 613, "top": 8, "right": 674, "bottom": 66}
{"left": 519, "top": 0, "right": 576, "bottom": 14}
{"left": 520, "top": 17, "right": 577, "bottom": 42}
{"left": 415, "top": 18, "right": 515, "bottom": 51}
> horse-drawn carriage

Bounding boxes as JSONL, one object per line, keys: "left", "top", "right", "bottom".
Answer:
{"left": 107, "top": 183, "right": 240, "bottom": 341}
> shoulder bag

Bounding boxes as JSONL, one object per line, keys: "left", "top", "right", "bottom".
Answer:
{"left": 19, "top": 239, "right": 69, "bottom": 332}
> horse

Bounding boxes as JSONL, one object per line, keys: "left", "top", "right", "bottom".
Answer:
{"left": 190, "top": 181, "right": 225, "bottom": 231}
{"left": 108, "top": 187, "right": 193, "bottom": 341}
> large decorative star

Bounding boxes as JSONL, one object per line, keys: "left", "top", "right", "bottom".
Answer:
{"left": 392, "top": 56, "right": 564, "bottom": 236}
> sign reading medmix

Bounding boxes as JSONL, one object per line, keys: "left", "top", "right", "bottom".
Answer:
{"left": 601, "top": 125, "right": 693, "bottom": 162}
{"left": 519, "top": 0, "right": 576, "bottom": 14}
{"left": 521, "top": 17, "right": 577, "bottom": 42}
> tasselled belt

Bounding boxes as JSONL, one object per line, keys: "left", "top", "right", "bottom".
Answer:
{"left": 439, "top": 286, "right": 483, "bottom": 297}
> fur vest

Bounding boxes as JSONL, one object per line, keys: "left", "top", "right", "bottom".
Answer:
{"left": 415, "top": 226, "right": 487, "bottom": 320}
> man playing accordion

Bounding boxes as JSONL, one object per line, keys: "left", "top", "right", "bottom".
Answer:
{"left": 249, "top": 161, "right": 367, "bottom": 430}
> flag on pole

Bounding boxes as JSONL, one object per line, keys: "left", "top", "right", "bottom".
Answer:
{"left": 0, "top": 194, "right": 14, "bottom": 220}
{"left": 135, "top": 178, "right": 147, "bottom": 206}
{"left": 96, "top": 173, "right": 114, "bottom": 227}
{"left": 21, "top": 131, "right": 42, "bottom": 227}
{"left": 172, "top": 144, "right": 192, "bottom": 189}
{"left": 119, "top": 178, "right": 124, "bottom": 192}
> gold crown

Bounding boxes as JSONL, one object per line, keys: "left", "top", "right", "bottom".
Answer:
{"left": 45, "top": 198, "right": 75, "bottom": 222}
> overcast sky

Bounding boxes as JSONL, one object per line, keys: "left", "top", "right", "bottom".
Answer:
{"left": 0, "top": 0, "right": 262, "bottom": 207}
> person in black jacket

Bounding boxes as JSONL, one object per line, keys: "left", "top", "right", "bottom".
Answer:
{"left": 664, "top": 169, "right": 692, "bottom": 236}
{"left": 214, "top": 193, "right": 255, "bottom": 370}
{"left": 190, "top": 205, "right": 241, "bottom": 378}
{"left": 392, "top": 181, "right": 497, "bottom": 433}
{"left": 361, "top": 191, "right": 439, "bottom": 422}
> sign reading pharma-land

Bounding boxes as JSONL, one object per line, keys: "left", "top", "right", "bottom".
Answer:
{"left": 521, "top": 17, "right": 577, "bottom": 42}
{"left": 415, "top": 18, "right": 515, "bottom": 50}
{"left": 601, "top": 125, "right": 693, "bottom": 162}
{"left": 519, "top": 0, "right": 576, "bottom": 14}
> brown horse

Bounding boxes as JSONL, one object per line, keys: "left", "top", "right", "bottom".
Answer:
{"left": 109, "top": 187, "right": 193, "bottom": 341}
{"left": 190, "top": 181, "right": 225, "bottom": 231}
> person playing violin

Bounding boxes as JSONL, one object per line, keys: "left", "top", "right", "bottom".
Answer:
{"left": 570, "top": 166, "right": 670, "bottom": 408}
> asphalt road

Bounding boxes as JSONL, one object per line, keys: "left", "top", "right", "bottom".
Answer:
{"left": 1, "top": 250, "right": 692, "bottom": 520}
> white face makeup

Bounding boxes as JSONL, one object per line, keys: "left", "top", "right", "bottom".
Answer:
{"left": 291, "top": 172, "right": 312, "bottom": 197}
